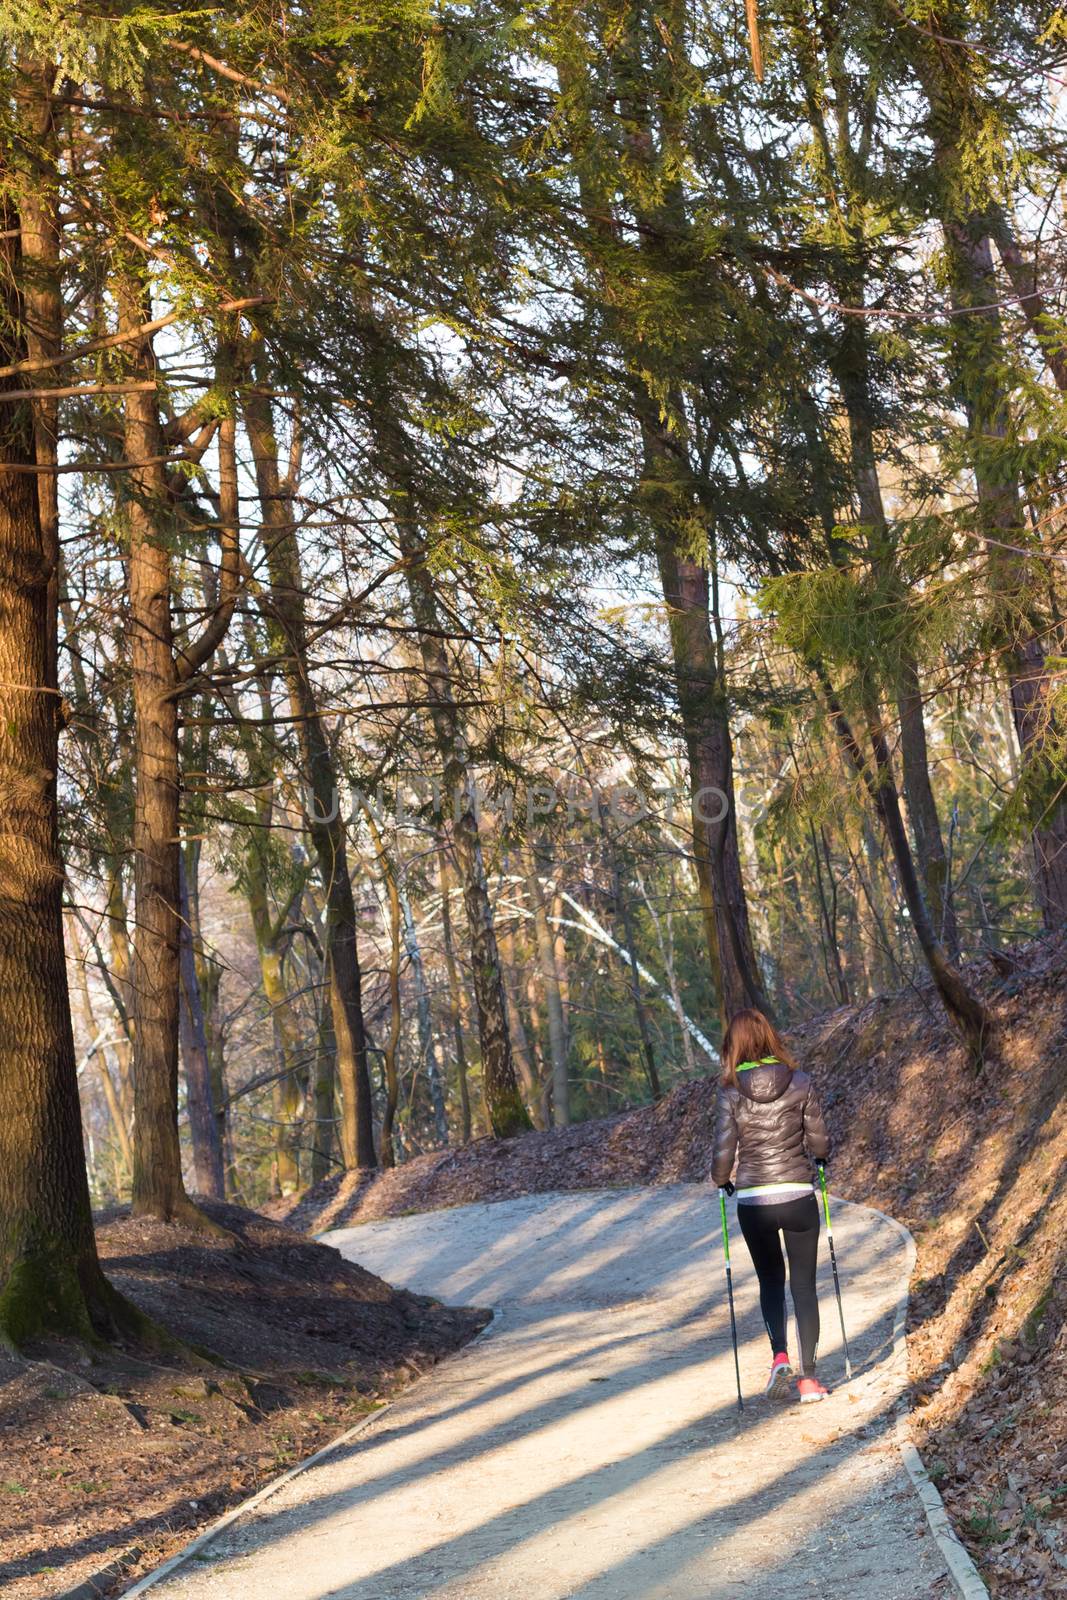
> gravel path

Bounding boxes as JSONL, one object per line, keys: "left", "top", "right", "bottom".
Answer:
{"left": 139, "top": 1186, "right": 954, "bottom": 1599}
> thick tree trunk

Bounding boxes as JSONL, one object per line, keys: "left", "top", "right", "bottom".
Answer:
{"left": 793, "top": 50, "right": 966, "bottom": 965}
{"left": 0, "top": 214, "right": 116, "bottom": 1344}
{"left": 178, "top": 855, "right": 225, "bottom": 1198}
{"left": 243, "top": 390, "right": 377, "bottom": 1168}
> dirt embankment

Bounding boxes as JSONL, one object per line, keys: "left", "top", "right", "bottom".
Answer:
{"left": 277, "top": 932, "right": 1067, "bottom": 1597}
{"left": 0, "top": 1201, "right": 489, "bottom": 1600}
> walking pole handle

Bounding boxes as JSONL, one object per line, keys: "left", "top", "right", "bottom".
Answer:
{"left": 719, "top": 1188, "right": 732, "bottom": 1264}
{"left": 818, "top": 1163, "right": 833, "bottom": 1233}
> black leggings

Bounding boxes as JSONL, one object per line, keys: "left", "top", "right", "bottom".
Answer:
{"left": 737, "top": 1194, "right": 821, "bottom": 1376}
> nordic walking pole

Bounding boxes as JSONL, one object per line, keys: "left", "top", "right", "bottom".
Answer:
{"left": 718, "top": 1188, "right": 744, "bottom": 1413}
{"left": 818, "top": 1162, "right": 852, "bottom": 1380}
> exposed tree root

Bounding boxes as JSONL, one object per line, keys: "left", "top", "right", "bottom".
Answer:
{"left": 131, "top": 1191, "right": 238, "bottom": 1244}
{"left": 0, "top": 1243, "right": 222, "bottom": 1368}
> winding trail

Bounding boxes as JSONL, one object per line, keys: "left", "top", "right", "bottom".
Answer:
{"left": 140, "top": 1187, "right": 955, "bottom": 1598}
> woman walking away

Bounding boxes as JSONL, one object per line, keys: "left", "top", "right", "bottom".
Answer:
{"left": 712, "top": 1008, "right": 831, "bottom": 1403}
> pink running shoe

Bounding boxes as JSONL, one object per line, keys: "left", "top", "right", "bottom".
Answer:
{"left": 765, "top": 1352, "right": 793, "bottom": 1399}
{"left": 797, "top": 1376, "right": 829, "bottom": 1403}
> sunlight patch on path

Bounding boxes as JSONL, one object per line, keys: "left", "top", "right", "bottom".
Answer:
{"left": 142, "top": 1186, "right": 953, "bottom": 1600}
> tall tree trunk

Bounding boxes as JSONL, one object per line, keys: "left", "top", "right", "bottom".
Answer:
{"left": 497, "top": 916, "right": 544, "bottom": 1130}
{"left": 524, "top": 972, "right": 548, "bottom": 1116}
{"left": 178, "top": 854, "right": 225, "bottom": 1197}
{"left": 650, "top": 496, "right": 770, "bottom": 1024}
{"left": 438, "top": 844, "right": 473, "bottom": 1143}
{"left": 360, "top": 811, "right": 403, "bottom": 1168}
{"left": 786, "top": 25, "right": 967, "bottom": 969}
{"left": 0, "top": 206, "right": 117, "bottom": 1344}
{"left": 380, "top": 872, "right": 403, "bottom": 1171}
{"left": 945, "top": 225, "right": 1067, "bottom": 927}
{"left": 899, "top": 13, "right": 1067, "bottom": 927}
{"left": 122, "top": 274, "right": 237, "bottom": 1224}
{"left": 245, "top": 843, "right": 305, "bottom": 1199}
{"left": 183, "top": 842, "right": 227, "bottom": 1181}
{"left": 637, "top": 872, "right": 700, "bottom": 1076}
{"left": 839, "top": 388, "right": 961, "bottom": 962}
{"left": 310, "top": 961, "right": 338, "bottom": 1185}
{"left": 243, "top": 390, "right": 377, "bottom": 1168}
{"left": 805, "top": 39, "right": 965, "bottom": 970}
{"left": 182, "top": 669, "right": 229, "bottom": 1174}
{"left": 105, "top": 860, "right": 135, "bottom": 1123}
{"left": 897, "top": 657, "right": 961, "bottom": 960}
{"left": 808, "top": 824, "right": 850, "bottom": 1007}
{"left": 400, "top": 885, "right": 448, "bottom": 1146}
{"left": 581, "top": 14, "right": 769, "bottom": 1027}
{"left": 14, "top": 53, "right": 60, "bottom": 684}
{"left": 67, "top": 916, "right": 135, "bottom": 1181}
{"left": 267, "top": 962, "right": 303, "bottom": 1187}
{"left": 122, "top": 278, "right": 199, "bottom": 1224}
{"left": 395, "top": 528, "right": 530, "bottom": 1137}
{"left": 525, "top": 855, "right": 570, "bottom": 1126}
{"left": 821, "top": 672, "right": 990, "bottom": 1058}
{"left": 987, "top": 211, "right": 1067, "bottom": 394}
{"left": 611, "top": 857, "right": 662, "bottom": 1100}
{"left": 550, "top": 894, "right": 571, "bottom": 1044}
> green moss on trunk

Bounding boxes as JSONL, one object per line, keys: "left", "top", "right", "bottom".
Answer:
{"left": 0, "top": 1235, "right": 218, "bottom": 1364}
{"left": 0, "top": 1245, "right": 98, "bottom": 1349}
{"left": 488, "top": 1090, "right": 533, "bottom": 1140}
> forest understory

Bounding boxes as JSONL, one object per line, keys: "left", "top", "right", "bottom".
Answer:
{"left": 277, "top": 928, "right": 1067, "bottom": 1599}
{"left": 0, "top": 1204, "right": 489, "bottom": 1600}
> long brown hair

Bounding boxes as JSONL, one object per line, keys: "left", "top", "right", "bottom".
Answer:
{"left": 720, "top": 1007, "right": 798, "bottom": 1087}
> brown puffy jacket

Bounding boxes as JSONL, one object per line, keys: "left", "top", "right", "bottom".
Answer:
{"left": 711, "top": 1058, "right": 830, "bottom": 1189}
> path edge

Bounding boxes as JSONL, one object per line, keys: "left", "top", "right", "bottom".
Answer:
{"left": 852, "top": 1197, "right": 991, "bottom": 1600}
{"left": 115, "top": 1406, "right": 387, "bottom": 1599}
{"left": 112, "top": 1312, "right": 498, "bottom": 1598}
